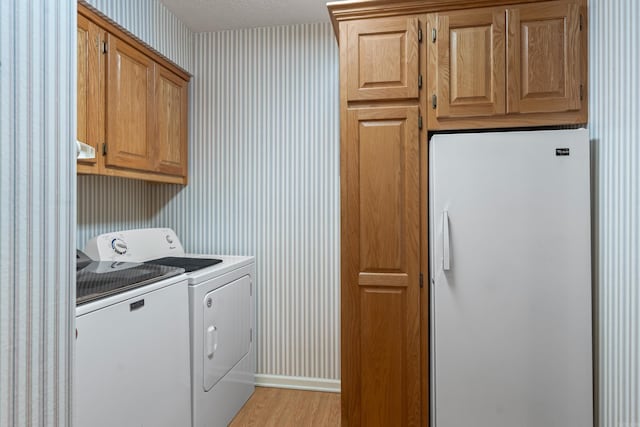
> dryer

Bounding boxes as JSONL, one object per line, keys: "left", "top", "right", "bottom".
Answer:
{"left": 85, "top": 228, "right": 256, "bottom": 427}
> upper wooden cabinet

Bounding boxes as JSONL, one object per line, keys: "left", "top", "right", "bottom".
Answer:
{"left": 77, "top": 14, "right": 92, "bottom": 162}
{"left": 346, "top": 17, "right": 420, "bottom": 101}
{"left": 154, "top": 65, "right": 189, "bottom": 176}
{"left": 106, "top": 34, "right": 155, "bottom": 172}
{"left": 77, "top": 13, "right": 106, "bottom": 174}
{"left": 429, "top": 9, "right": 506, "bottom": 118}
{"left": 77, "top": 2, "right": 191, "bottom": 184}
{"left": 506, "top": 2, "right": 582, "bottom": 114}
{"left": 426, "top": 0, "right": 586, "bottom": 129}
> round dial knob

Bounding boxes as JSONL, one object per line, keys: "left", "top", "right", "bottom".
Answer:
{"left": 111, "top": 238, "right": 128, "bottom": 255}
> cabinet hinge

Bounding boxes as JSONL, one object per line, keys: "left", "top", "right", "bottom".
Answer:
{"left": 102, "top": 143, "right": 107, "bottom": 156}
{"left": 250, "top": 328, "right": 253, "bottom": 343}
{"left": 102, "top": 41, "right": 108, "bottom": 54}
{"left": 580, "top": 84, "right": 584, "bottom": 101}
{"left": 418, "top": 27, "right": 423, "bottom": 43}
{"left": 432, "top": 28, "right": 437, "bottom": 43}
{"left": 579, "top": 14, "right": 583, "bottom": 31}
{"left": 418, "top": 74, "right": 423, "bottom": 89}
{"left": 432, "top": 94, "right": 437, "bottom": 109}
{"left": 420, "top": 273, "right": 424, "bottom": 288}
{"left": 418, "top": 115, "right": 423, "bottom": 130}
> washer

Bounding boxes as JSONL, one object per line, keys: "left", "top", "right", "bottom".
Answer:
{"left": 75, "top": 251, "right": 191, "bottom": 427}
{"left": 85, "top": 228, "right": 256, "bottom": 427}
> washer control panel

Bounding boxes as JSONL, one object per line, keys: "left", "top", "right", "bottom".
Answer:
{"left": 84, "top": 228, "right": 185, "bottom": 262}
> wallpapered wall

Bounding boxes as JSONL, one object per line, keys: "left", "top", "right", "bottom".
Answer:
{"left": 84, "top": 0, "right": 193, "bottom": 72}
{"left": 0, "top": 0, "right": 76, "bottom": 425}
{"left": 590, "top": 1, "right": 640, "bottom": 425}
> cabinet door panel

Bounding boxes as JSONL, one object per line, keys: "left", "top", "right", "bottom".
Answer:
{"left": 77, "top": 15, "right": 105, "bottom": 172}
{"left": 106, "top": 34, "right": 155, "bottom": 172}
{"left": 155, "top": 65, "right": 188, "bottom": 177}
{"left": 343, "top": 106, "right": 421, "bottom": 426}
{"left": 77, "top": 15, "right": 90, "bottom": 148}
{"left": 360, "top": 288, "right": 406, "bottom": 427}
{"left": 507, "top": 2, "right": 581, "bottom": 114}
{"left": 433, "top": 10, "right": 506, "bottom": 118}
{"left": 359, "top": 119, "right": 405, "bottom": 273}
{"left": 347, "top": 17, "right": 419, "bottom": 101}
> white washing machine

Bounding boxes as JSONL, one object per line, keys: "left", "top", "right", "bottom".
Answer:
{"left": 75, "top": 251, "right": 191, "bottom": 427}
{"left": 85, "top": 228, "right": 256, "bottom": 427}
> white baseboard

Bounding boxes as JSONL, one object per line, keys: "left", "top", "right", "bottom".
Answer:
{"left": 255, "top": 374, "right": 341, "bottom": 393}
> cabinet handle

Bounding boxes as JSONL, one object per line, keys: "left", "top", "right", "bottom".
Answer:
{"left": 443, "top": 211, "right": 450, "bottom": 271}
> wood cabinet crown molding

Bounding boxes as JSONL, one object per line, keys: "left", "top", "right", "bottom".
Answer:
{"left": 78, "top": 1, "right": 190, "bottom": 81}
{"left": 327, "top": 0, "right": 585, "bottom": 40}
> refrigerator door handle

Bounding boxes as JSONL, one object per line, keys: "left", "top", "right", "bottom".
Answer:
{"left": 443, "top": 210, "right": 450, "bottom": 271}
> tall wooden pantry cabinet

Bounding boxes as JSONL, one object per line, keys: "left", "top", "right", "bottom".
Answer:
{"left": 328, "top": 0, "right": 588, "bottom": 425}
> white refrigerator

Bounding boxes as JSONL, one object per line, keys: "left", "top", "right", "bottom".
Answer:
{"left": 429, "top": 129, "right": 593, "bottom": 427}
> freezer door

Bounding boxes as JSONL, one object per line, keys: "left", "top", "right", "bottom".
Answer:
{"left": 430, "top": 129, "right": 592, "bottom": 427}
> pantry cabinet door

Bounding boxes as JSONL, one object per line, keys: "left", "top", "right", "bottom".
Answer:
{"left": 154, "top": 65, "right": 188, "bottom": 177}
{"left": 346, "top": 17, "right": 420, "bottom": 101}
{"left": 342, "top": 106, "right": 421, "bottom": 426}
{"left": 106, "top": 34, "right": 155, "bottom": 172}
{"left": 430, "top": 9, "right": 506, "bottom": 119}
{"left": 507, "top": 2, "right": 582, "bottom": 114}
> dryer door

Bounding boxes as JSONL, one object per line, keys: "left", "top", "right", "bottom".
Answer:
{"left": 202, "top": 274, "right": 251, "bottom": 391}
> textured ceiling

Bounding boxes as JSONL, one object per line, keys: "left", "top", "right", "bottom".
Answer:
{"left": 160, "top": 0, "right": 332, "bottom": 32}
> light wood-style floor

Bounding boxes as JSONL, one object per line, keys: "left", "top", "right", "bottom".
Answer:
{"left": 229, "top": 387, "right": 340, "bottom": 426}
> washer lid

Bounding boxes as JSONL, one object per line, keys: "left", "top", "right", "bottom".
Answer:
{"left": 76, "top": 261, "right": 184, "bottom": 306}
